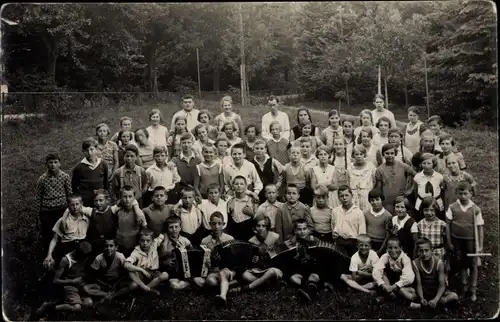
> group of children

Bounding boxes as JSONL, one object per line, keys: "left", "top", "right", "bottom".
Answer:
{"left": 34, "top": 93, "right": 485, "bottom": 317}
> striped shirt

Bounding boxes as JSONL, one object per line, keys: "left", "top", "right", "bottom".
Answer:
{"left": 35, "top": 170, "right": 72, "bottom": 210}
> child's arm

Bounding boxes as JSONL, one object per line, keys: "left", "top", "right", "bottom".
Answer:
{"left": 112, "top": 147, "right": 119, "bottom": 173}
{"left": 170, "top": 167, "right": 181, "bottom": 191}
{"left": 304, "top": 206, "right": 314, "bottom": 231}
{"left": 358, "top": 211, "right": 367, "bottom": 236}
{"left": 445, "top": 208, "right": 454, "bottom": 251}
{"left": 371, "top": 255, "right": 387, "bottom": 287}
{"left": 310, "top": 170, "right": 318, "bottom": 190}
{"left": 132, "top": 203, "right": 147, "bottom": 229}
{"left": 145, "top": 169, "right": 153, "bottom": 192}
{"left": 395, "top": 254, "right": 415, "bottom": 289}
{"left": 412, "top": 261, "right": 426, "bottom": 304}
{"left": 43, "top": 233, "right": 60, "bottom": 269}
{"left": 140, "top": 168, "right": 148, "bottom": 196}
{"left": 274, "top": 208, "right": 285, "bottom": 244}
{"left": 193, "top": 168, "right": 202, "bottom": 200}
{"left": 53, "top": 257, "right": 82, "bottom": 286}
{"left": 373, "top": 168, "right": 383, "bottom": 195}
{"left": 111, "top": 170, "right": 120, "bottom": 201}
{"left": 429, "top": 260, "right": 447, "bottom": 307}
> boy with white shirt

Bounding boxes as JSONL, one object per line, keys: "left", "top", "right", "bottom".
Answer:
{"left": 261, "top": 96, "right": 290, "bottom": 141}
{"left": 299, "top": 138, "right": 319, "bottom": 171}
{"left": 170, "top": 94, "right": 200, "bottom": 132}
{"left": 174, "top": 186, "right": 204, "bottom": 246}
{"left": 255, "top": 184, "right": 283, "bottom": 231}
{"left": 223, "top": 143, "right": 262, "bottom": 200}
{"left": 200, "top": 184, "right": 228, "bottom": 232}
{"left": 145, "top": 146, "right": 180, "bottom": 205}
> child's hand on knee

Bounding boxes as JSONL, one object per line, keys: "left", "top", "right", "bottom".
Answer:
{"left": 428, "top": 299, "right": 438, "bottom": 308}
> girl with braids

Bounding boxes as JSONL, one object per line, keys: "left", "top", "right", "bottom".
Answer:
{"left": 342, "top": 117, "right": 356, "bottom": 160}
{"left": 330, "top": 137, "right": 350, "bottom": 208}
{"left": 357, "top": 127, "right": 383, "bottom": 168}
{"left": 403, "top": 106, "right": 427, "bottom": 154}
{"left": 388, "top": 128, "right": 413, "bottom": 165}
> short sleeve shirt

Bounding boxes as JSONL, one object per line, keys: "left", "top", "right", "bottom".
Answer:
{"left": 91, "top": 252, "right": 126, "bottom": 283}
{"left": 53, "top": 207, "right": 93, "bottom": 242}
{"left": 126, "top": 234, "right": 165, "bottom": 270}
{"left": 349, "top": 250, "right": 380, "bottom": 272}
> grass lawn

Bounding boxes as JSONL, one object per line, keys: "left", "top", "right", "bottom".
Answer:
{"left": 2, "top": 98, "right": 499, "bottom": 320}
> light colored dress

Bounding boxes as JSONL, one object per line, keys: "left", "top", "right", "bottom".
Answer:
{"left": 404, "top": 121, "right": 424, "bottom": 154}
{"left": 349, "top": 162, "right": 376, "bottom": 212}
{"left": 312, "top": 164, "right": 336, "bottom": 208}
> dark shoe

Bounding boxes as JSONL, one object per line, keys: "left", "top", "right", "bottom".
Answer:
{"left": 307, "top": 283, "right": 318, "bottom": 301}
{"left": 215, "top": 295, "right": 227, "bottom": 307}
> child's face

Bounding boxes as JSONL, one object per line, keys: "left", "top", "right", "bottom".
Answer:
{"left": 253, "top": 143, "right": 266, "bottom": 157}
{"left": 428, "top": 121, "right": 440, "bottom": 134}
{"left": 150, "top": 113, "right": 161, "bottom": 125}
{"left": 270, "top": 124, "right": 281, "bottom": 137}
{"left": 182, "top": 98, "right": 194, "bottom": 111}
{"left": 408, "top": 111, "right": 418, "bottom": 123}
{"left": 421, "top": 159, "right": 434, "bottom": 171}
{"left": 216, "top": 141, "right": 228, "bottom": 156}
{"left": 388, "top": 133, "right": 401, "bottom": 144}
{"left": 139, "top": 235, "right": 153, "bottom": 252}
{"left": 181, "top": 191, "right": 195, "bottom": 207}
{"left": 457, "top": 189, "right": 471, "bottom": 203}
{"left": 202, "top": 147, "right": 216, "bottom": 162}
{"left": 301, "top": 124, "right": 312, "bottom": 136}
{"left": 124, "top": 150, "right": 138, "bottom": 166}
{"left": 246, "top": 127, "right": 256, "bottom": 140}
{"left": 197, "top": 127, "right": 208, "bottom": 142}
{"left": 358, "top": 241, "right": 371, "bottom": 256}
{"left": 121, "top": 190, "right": 135, "bottom": 208}
{"left": 224, "top": 125, "right": 234, "bottom": 138}
{"left": 68, "top": 197, "right": 83, "bottom": 215}
{"left": 208, "top": 188, "right": 220, "bottom": 203}
{"left": 167, "top": 222, "right": 181, "bottom": 238}
{"left": 152, "top": 190, "right": 167, "bottom": 206}
{"left": 295, "top": 223, "right": 310, "bottom": 240}
{"left": 199, "top": 113, "right": 209, "bottom": 124}
{"left": 339, "top": 190, "right": 353, "bottom": 207}
{"left": 369, "top": 197, "right": 383, "bottom": 212}
{"left": 386, "top": 240, "right": 402, "bottom": 259}
{"left": 46, "top": 159, "right": 61, "bottom": 172}
{"left": 353, "top": 149, "right": 365, "bottom": 163}
{"left": 317, "top": 149, "right": 329, "bottom": 164}
{"left": 173, "top": 144, "right": 181, "bottom": 157}
{"left": 268, "top": 99, "right": 279, "bottom": 112}
{"left": 286, "top": 187, "right": 299, "bottom": 204}
{"left": 417, "top": 243, "right": 433, "bottom": 260}
{"left": 231, "top": 148, "right": 245, "bottom": 165}
{"left": 265, "top": 186, "right": 278, "bottom": 203}
{"left": 378, "top": 121, "right": 390, "bottom": 134}
{"left": 383, "top": 148, "right": 396, "bottom": 164}
{"left": 94, "top": 194, "right": 108, "bottom": 211}
{"left": 333, "top": 139, "right": 345, "bottom": 153}
{"left": 181, "top": 139, "right": 193, "bottom": 153}
{"left": 222, "top": 100, "right": 232, "bottom": 113}
{"left": 440, "top": 139, "right": 452, "bottom": 153}
{"left": 298, "top": 110, "right": 310, "bottom": 124}
{"left": 315, "top": 193, "right": 328, "bottom": 208}
{"left": 210, "top": 217, "right": 225, "bottom": 234}
{"left": 329, "top": 114, "right": 340, "bottom": 127}
{"left": 120, "top": 132, "right": 132, "bottom": 145}
{"left": 135, "top": 132, "right": 147, "bottom": 145}
{"left": 232, "top": 178, "right": 247, "bottom": 194}
{"left": 176, "top": 120, "right": 187, "bottom": 132}
{"left": 446, "top": 158, "right": 460, "bottom": 173}
{"left": 423, "top": 206, "right": 436, "bottom": 220}
{"left": 255, "top": 220, "right": 269, "bottom": 239}
{"left": 289, "top": 148, "right": 301, "bottom": 162}
{"left": 422, "top": 137, "right": 435, "bottom": 150}
{"left": 343, "top": 121, "right": 353, "bottom": 135}
{"left": 121, "top": 120, "right": 132, "bottom": 130}
{"left": 97, "top": 127, "right": 108, "bottom": 139}
{"left": 103, "top": 240, "right": 117, "bottom": 258}
{"left": 154, "top": 152, "right": 167, "bottom": 165}
{"left": 361, "top": 113, "right": 372, "bottom": 126}
{"left": 394, "top": 201, "right": 407, "bottom": 218}
{"left": 360, "top": 132, "right": 371, "bottom": 146}
{"left": 374, "top": 98, "right": 384, "bottom": 110}
{"left": 300, "top": 142, "right": 312, "bottom": 157}
{"left": 83, "top": 146, "right": 98, "bottom": 161}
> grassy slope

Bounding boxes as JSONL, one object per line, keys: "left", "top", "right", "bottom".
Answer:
{"left": 2, "top": 100, "right": 498, "bottom": 320}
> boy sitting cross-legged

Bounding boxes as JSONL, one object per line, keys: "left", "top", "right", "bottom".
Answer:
{"left": 409, "top": 238, "right": 458, "bottom": 309}
{"left": 123, "top": 228, "right": 169, "bottom": 296}
{"left": 340, "top": 234, "right": 379, "bottom": 295}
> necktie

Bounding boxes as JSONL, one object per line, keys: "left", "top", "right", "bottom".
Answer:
{"left": 425, "top": 181, "right": 434, "bottom": 196}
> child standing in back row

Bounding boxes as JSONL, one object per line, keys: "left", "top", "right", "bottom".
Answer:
{"left": 146, "top": 109, "right": 169, "bottom": 149}
{"left": 321, "top": 109, "right": 343, "bottom": 154}
{"left": 266, "top": 121, "right": 290, "bottom": 167}
{"left": 96, "top": 123, "right": 119, "bottom": 181}
{"left": 403, "top": 106, "right": 427, "bottom": 155}
{"left": 371, "top": 94, "right": 397, "bottom": 129}
{"left": 111, "top": 116, "right": 135, "bottom": 144}
{"left": 215, "top": 96, "right": 244, "bottom": 137}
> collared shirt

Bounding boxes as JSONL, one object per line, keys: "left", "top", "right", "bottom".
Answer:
{"left": 370, "top": 208, "right": 386, "bottom": 217}
{"left": 171, "top": 109, "right": 200, "bottom": 132}
{"left": 414, "top": 170, "right": 444, "bottom": 210}
{"left": 391, "top": 215, "right": 419, "bottom": 233}
{"left": 331, "top": 204, "right": 366, "bottom": 239}
{"left": 177, "top": 206, "right": 203, "bottom": 235}
{"left": 310, "top": 206, "right": 333, "bottom": 234}
{"left": 301, "top": 155, "right": 319, "bottom": 171}
{"left": 200, "top": 199, "right": 228, "bottom": 230}
{"left": 80, "top": 157, "right": 102, "bottom": 170}
{"left": 255, "top": 200, "right": 284, "bottom": 229}
{"left": 446, "top": 200, "right": 484, "bottom": 224}
{"left": 261, "top": 111, "right": 291, "bottom": 141}
{"left": 349, "top": 249, "right": 379, "bottom": 272}
{"left": 372, "top": 252, "right": 415, "bottom": 288}
{"left": 91, "top": 252, "right": 126, "bottom": 284}
{"left": 159, "top": 235, "right": 192, "bottom": 258}
{"left": 228, "top": 195, "right": 255, "bottom": 223}
{"left": 417, "top": 218, "right": 446, "bottom": 259}
{"left": 223, "top": 159, "right": 263, "bottom": 195}
{"left": 180, "top": 151, "right": 196, "bottom": 164}
{"left": 35, "top": 170, "right": 72, "bottom": 209}
{"left": 112, "top": 165, "right": 146, "bottom": 199}
{"left": 145, "top": 164, "right": 180, "bottom": 191}
{"left": 126, "top": 234, "right": 165, "bottom": 270}
{"left": 200, "top": 232, "right": 234, "bottom": 251}
{"left": 53, "top": 206, "right": 93, "bottom": 243}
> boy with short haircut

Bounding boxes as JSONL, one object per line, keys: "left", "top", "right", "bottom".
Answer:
{"left": 171, "top": 94, "right": 200, "bottom": 132}
{"left": 111, "top": 144, "right": 147, "bottom": 206}
{"left": 223, "top": 143, "right": 263, "bottom": 200}
{"left": 445, "top": 181, "right": 484, "bottom": 301}
{"left": 274, "top": 184, "right": 314, "bottom": 243}
{"left": 124, "top": 228, "right": 169, "bottom": 295}
{"left": 299, "top": 138, "right": 319, "bottom": 171}
{"left": 87, "top": 190, "right": 117, "bottom": 258}
{"left": 36, "top": 152, "right": 72, "bottom": 250}
{"left": 215, "top": 137, "right": 231, "bottom": 166}
{"left": 145, "top": 146, "right": 180, "bottom": 206}
{"left": 426, "top": 115, "right": 448, "bottom": 153}
{"left": 340, "top": 234, "right": 379, "bottom": 294}
{"left": 200, "top": 184, "right": 228, "bottom": 231}
{"left": 227, "top": 176, "right": 258, "bottom": 241}
{"left": 72, "top": 137, "right": 109, "bottom": 207}
{"left": 142, "top": 186, "right": 171, "bottom": 236}
{"left": 285, "top": 218, "right": 321, "bottom": 303}
{"left": 372, "top": 236, "right": 417, "bottom": 303}
{"left": 194, "top": 143, "right": 225, "bottom": 200}
{"left": 255, "top": 184, "right": 284, "bottom": 231}
{"left": 111, "top": 116, "right": 135, "bottom": 143}
{"left": 170, "top": 133, "right": 202, "bottom": 199}
{"left": 410, "top": 238, "right": 458, "bottom": 309}
{"left": 174, "top": 186, "right": 204, "bottom": 245}
{"left": 364, "top": 189, "right": 392, "bottom": 255}
{"left": 250, "top": 139, "right": 284, "bottom": 204}
{"left": 310, "top": 185, "right": 334, "bottom": 243}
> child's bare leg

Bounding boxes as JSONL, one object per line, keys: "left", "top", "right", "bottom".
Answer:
{"left": 170, "top": 278, "right": 191, "bottom": 290}
{"left": 82, "top": 297, "right": 93, "bottom": 308}
{"left": 290, "top": 274, "right": 302, "bottom": 287}
{"left": 247, "top": 268, "right": 282, "bottom": 290}
{"left": 205, "top": 273, "right": 220, "bottom": 287}
{"left": 439, "top": 290, "right": 459, "bottom": 304}
{"left": 242, "top": 271, "right": 258, "bottom": 284}
{"left": 218, "top": 269, "right": 234, "bottom": 301}
{"left": 55, "top": 303, "right": 82, "bottom": 312}
{"left": 470, "top": 264, "right": 478, "bottom": 301}
{"left": 129, "top": 272, "right": 151, "bottom": 292}
{"left": 341, "top": 274, "right": 374, "bottom": 294}
{"left": 107, "top": 285, "right": 135, "bottom": 302}
{"left": 146, "top": 272, "right": 169, "bottom": 294}
{"left": 399, "top": 287, "right": 417, "bottom": 301}
{"left": 192, "top": 277, "right": 206, "bottom": 288}
{"left": 459, "top": 268, "right": 469, "bottom": 295}
{"left": 83, "top": 284, "right": 108, "bottom": 298}
{"left": 362, "top": 282, "right": 375, "bottom": 290}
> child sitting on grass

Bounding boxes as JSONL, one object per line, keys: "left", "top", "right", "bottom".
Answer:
{"left": 372, "top": 236, "right": 416, "bottom": 304}
{"left": 124, "top": 228, "right": 169, "bottom": 296}
{"left": 409, "top": 238, "right": 458, "bottom": 309}
{"left": 340, "top": 234, "right": 379, "bottom": 295}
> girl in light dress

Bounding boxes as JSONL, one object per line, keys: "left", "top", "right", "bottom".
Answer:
{"left": 403, "top": 106, "right": 427, "bottom": 155}
{"left": 357, "top": 127, "right": 382, "bottom": 168}
{"left": 330, "top": 137, "right": 351, "bottom": 208}
{"left": 145, "top": 108, "right": 169, "bottom": 149}
{"left": 214, "top": 96, "right": 244, "bottom": 137}
{"left": 310, "top": 147, "right": 336, "bottom": 208}
{"left": 348, "top": 145, "right": 376, "bottom": 212}
{"left": 372, "top": 116, "right": 391, "bottom": 148}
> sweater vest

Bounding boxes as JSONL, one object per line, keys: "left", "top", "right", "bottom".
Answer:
{"left": 364, "top": 210, "right": 391, "bottom": 242}
{"left": 449, "top": 201, "right": 480, "bottom": 240}
{"left": 251, "top": 158, "right": 275, "bottom": 187}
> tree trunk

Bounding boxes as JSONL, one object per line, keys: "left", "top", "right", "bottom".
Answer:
{"left": 424, "top": 52, "right": 430, "bottom": 118}
{"left": 345, "top": 78, "right": 350, "bottom": 109}
{"left": 384, "top": 76, "right": 389, "bottom": 109}
{"left": 145, "top": 43, "right": 158, "bottom": 94}
{"left": 284, "top": 68, "right": 289, "bottom": 82}
{"left": 213, "top": 60, "right": 220, "bottom": 93}
{"left": 42, "top": 35, "right": 58, "bottom": 83}
{"left": 403, "top": 78, "right": 409, "bottom": 108}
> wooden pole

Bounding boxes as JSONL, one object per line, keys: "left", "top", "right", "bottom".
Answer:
{"left": 423, "top": 52, "right": 430, "bottom": 118}
{"left": 384, "top": 75, "right": 389, "bottom": 109}
{"left": 196, "top": 48, "right": 201, "bottom": 99}
{"left": 239, "top": 3, "right": 246, "bottom": 107}
{"left": 377, "top": 65, "right": 381, "bottom": 95}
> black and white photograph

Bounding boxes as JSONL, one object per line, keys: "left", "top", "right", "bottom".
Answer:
{"left": 1, "top": 1, "right": 498, "bottom": 320}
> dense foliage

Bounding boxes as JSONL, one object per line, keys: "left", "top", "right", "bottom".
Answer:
{"left": 1, "top": 1, "right": 497, "bottom": 125}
